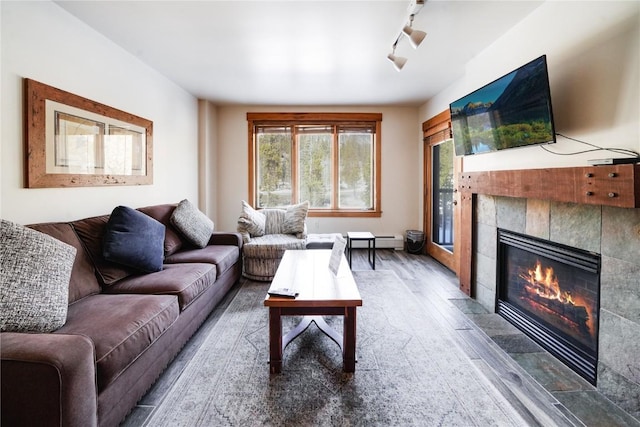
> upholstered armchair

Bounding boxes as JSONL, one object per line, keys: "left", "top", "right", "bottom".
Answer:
{"left": 237, "top": 201, "right": 309, "bottom": 281}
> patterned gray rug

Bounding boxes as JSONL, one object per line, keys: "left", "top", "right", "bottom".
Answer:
{"left": 148, "top": 270, "right": 527, "bottom": 426}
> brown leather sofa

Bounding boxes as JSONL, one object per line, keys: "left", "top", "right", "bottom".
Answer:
{"left": 0, "top": 204, "right": 242, "bottom": 427}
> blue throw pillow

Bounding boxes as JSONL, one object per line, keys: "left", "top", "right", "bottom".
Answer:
{"left": 103, "top": 206, "right": 165, "bottom": 273}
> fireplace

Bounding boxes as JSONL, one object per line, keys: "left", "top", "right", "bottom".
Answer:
{"left": 496, "top": 229, "right": 601, "bottom": 385}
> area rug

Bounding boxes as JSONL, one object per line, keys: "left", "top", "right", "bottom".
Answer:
{"left": 147, "top": 270, "right": 527, "bottom": 426}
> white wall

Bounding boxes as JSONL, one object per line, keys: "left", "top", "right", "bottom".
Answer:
{"left": 419, "top": 1, "right": 640, "bottom": 171}
{"left": 198, "top": 100, "right": 218, "bottom": 218}
{"left": 0, "top": 0, "right": 3, "bottom": 221}
{"left": 212, "top": 105, "right": 422, "bottom": 237}
{"left": 1, "top": 1, "right": 199, "bottom": 224}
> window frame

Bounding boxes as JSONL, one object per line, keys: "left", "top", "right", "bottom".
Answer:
{"left": 247, "top": 112, "right": 382, "bottom": 218}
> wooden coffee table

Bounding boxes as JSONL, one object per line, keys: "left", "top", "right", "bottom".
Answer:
{"left": 264, "top": 250, "right": 362, "bottom": 373}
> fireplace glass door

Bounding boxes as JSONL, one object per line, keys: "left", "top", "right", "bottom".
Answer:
{"left": 497, "top": 229, "right": 601, "bottom": 384}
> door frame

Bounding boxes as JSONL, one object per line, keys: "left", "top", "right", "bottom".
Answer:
{"left": 422, "top": 110, "right": 462, "bottom": 277}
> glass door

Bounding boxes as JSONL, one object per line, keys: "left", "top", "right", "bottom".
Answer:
{"left": 431, "top": 140, "right": 454, "bottom": 253}
{"left": 422, "top": 110, "right": 460, "bottom": 274}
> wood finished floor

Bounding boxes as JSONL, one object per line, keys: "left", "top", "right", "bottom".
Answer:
{"left": 123, "top": 250, "right": 639, "bottom": 427}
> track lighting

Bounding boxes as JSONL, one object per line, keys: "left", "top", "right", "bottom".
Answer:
{"left": 402, "top": 16, "right": 426, "bottom": 49}
{"left": 387, "top": 0, "right": 426, "bottom": 71}
{"left": 387, "top": 46, "right": 407, "bottom": 72}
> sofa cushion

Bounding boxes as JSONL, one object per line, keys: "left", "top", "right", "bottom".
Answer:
{"left": 170, "top": 199, "right": 214, "bottom": 248}
{"left": 103, "top": 263, "right": 217, "bottom": 311}
{"left": 242, "top": 234, "right": 307, "bottom": 259}
{"left": 72, "top": 215, "right": 137, "bottom": 286}
{"left": 165, "top": 245, "right": 240, "bottom": 278}
{"left": 237, "top": 200, "right": 266, "bottom": 243}
{"left": 0, "top": 220, "right": 76, "bottom": 333}
{"left": 28, "top": 222, "right": 102, "bottom": 303}
{"left": 137, "top": 204, "right": 184, "bottom": 256}
{"left": 103, "top": 206, "right": 165, "bottom": 273}
{"left": 282, "top": 201, "right": 309, "bottom": 237}
{"left": 54, "top": 293, "right": 179, "bottom": 391}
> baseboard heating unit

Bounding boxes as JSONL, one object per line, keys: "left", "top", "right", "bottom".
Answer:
{"left": 348, "top": 235, "right": 404, "bottom": 250}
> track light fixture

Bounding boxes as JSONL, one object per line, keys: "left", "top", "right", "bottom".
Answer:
{"left": 402, "top": 15, "right": 427, "bottom": 49}
{"left": 387, "top": 43, "right": 407, "bottom": 72}
{"left": 387, "top": 0, "right": 426, "bottom": 71}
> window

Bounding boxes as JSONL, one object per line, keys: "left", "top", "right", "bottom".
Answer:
{"left": 248, "top": 113, "right": 382, "bottom": 217}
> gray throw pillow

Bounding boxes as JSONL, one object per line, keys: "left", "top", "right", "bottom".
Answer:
{"left": 0, "top": 219, "right": 76, "bottom": 333}
{"left": 237, "top": 200, "right": 266, "bottom": 243}
{"left": 170, "top": 199, "right": 214, "bottom": 248}
{"left": 282, "top": 201, "right": 309, "bottom": 237}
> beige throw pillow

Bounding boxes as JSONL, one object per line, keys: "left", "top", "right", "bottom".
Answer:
{"left": 282, "top": 201, "right": 309, "bottom": 237}
{"left": 237, "top": 201, "right": 266, "bottom": 243}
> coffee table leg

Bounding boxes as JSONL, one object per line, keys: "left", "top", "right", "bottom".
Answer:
{"left": 269, "top": 308, "right": 282, "bottom": 373}
{"left": 343, "top": 307, "right": 356, "bottom": 372}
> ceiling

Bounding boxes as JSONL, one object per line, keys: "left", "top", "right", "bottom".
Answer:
{"left": 55, "top": 0, "right": 544, "bottom": 106}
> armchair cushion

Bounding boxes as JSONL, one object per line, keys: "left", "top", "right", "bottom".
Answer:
{"left": 0, "top": 220, "right": 76, "bottom": 333}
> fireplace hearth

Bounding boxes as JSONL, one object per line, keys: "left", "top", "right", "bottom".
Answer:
{"left": 496, "top": 229, "right": 601, "bottom": 385}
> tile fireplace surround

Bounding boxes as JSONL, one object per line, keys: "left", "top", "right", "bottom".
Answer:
{"left": 460, "top": 165, "right": 639, "bottom": 420}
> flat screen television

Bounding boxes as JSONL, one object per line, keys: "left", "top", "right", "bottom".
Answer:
{"left": 450, "top": 55, "right": 556, "bottom": 156}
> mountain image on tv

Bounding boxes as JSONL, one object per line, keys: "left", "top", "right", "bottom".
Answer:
{"left": 450, "top": 56, "right": 555, "bottom": 156}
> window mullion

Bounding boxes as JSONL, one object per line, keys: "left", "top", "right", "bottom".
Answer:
{"left": 331, "top": 125, "right": 340, "bottom": 209}
{"left": 292, "top": 126, "right": 299, "bottom": 204}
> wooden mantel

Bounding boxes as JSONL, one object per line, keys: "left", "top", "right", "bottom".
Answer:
{"left": 460, "top": 164, "right": 640, "bottom": 208}
{"left": 457, "top": 164, "right": 639, "bottom": 296}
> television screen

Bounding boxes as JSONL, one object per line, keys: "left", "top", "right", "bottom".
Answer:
{"left": 450, "top": 55, "right": 556, "bottom": 156}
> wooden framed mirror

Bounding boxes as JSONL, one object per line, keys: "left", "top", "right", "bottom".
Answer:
{"left": 24, "top": 78, "right": 153, "bottom": 188}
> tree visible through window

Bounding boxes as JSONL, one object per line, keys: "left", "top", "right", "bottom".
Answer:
{"left": 248, "top": 113, "right": 382, "bottom": 217}
{"left": 255, "top": 126, "right": 292, "bottom": 207}
{"left": 339, "top": 127, "right": 373, "bottom": 209}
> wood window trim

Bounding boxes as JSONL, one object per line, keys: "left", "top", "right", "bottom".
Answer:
{"left": 247, "top": 112, "right": 382, "bottom": 217}
{"left": 422, "top": 109, "right": 452, "bottom": 137}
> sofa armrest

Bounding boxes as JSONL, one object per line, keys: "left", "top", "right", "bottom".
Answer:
{"left": 1, "top": 332, "right": 98, "bottom": 427}
{"left": 208, "top": 231, "right": 243, "bottom": 249}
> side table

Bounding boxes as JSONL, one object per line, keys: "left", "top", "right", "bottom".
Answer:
{"left": 347, "top": 231, "right": 375, "bottom": 270}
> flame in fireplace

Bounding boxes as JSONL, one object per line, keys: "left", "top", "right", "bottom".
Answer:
{"left": 519, "top": 260, "right": 574, "bottom": 304}
{"left": 518, "top": 259, "right": 595, "bottom": 336}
